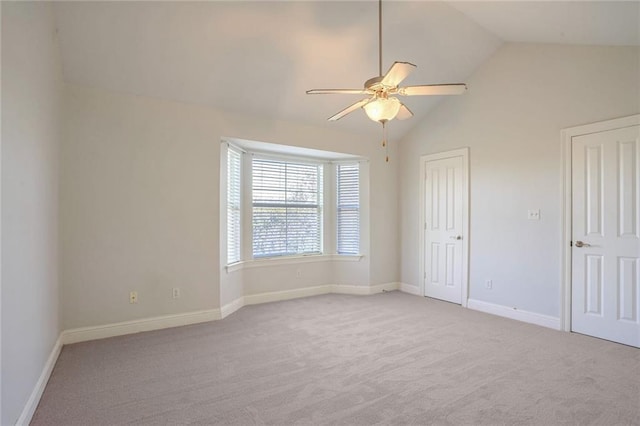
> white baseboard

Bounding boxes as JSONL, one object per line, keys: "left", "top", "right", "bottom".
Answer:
{"left": 467, "top": 298, "right": 561, "bottom": 330}
{"left": 220, "top": 282, "right": 400, "bottom": 319}
{"left": 220, "top": 296, "right": 245, "bottom": 319}
{"left": 61, "top": 282, "right": 401, "bottom": 345}
{"left": 61, "top": 309, "right": 221, "bottom": 345}
{"left": 399, "top": 282, "right": 421, "bottom": 296}
{"left": 16, "top": 336, "right": 63, "bottom": 426}
{"left": 331, "top": 282, "right": 399, "bottom": 295}
{"left": 244, "top": 285, "right": 330, "bottom": 306}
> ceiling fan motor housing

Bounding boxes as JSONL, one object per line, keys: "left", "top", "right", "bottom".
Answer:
{"left": 365, "top": 76, "right": 390, "bottom": 95}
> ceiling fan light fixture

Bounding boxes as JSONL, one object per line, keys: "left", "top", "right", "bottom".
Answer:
{"left": 363, "top": 97, "right": 401, "bottom": 122}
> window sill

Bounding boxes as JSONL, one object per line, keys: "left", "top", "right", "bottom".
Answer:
{"left": 226, "top": 254, "right": 363, "bottom": 273}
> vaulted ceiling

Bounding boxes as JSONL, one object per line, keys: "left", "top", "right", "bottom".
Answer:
{"left": 53, "top": 1, "right": 640, "bottom": 140}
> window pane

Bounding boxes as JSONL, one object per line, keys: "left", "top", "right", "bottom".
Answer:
{"left": 337, "top": 163, "right": 360, "bottom": 255}
{"left": 252, "top": 158, "right": 322, "bottom": 258}
{"left": 227, "top": 147, "right": 242, "bottom": 264}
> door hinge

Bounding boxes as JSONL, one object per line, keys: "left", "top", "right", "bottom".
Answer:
{"left": 570, "top": 240, "right": 573, "bottom": 247}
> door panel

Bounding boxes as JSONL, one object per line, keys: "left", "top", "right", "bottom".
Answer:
{"left": 584, "top": 254, "right": 603, "bottom": 315}
{"left": 618, "top": 257, "right": 637, "bottom": 322}
{"left": 618, "top": 140, "right": 638, "bottom": 237}
{"left": 572, "top": 125, "right": 640, "bottom": 347}
{"left": 424, "top": 155, "right": 464, "bottom": 303}
{"left": 585, "top": 145, "right": 603, "bottom": 236}
{"left": 445, "top": 243, "right": 455, "bottom": 286}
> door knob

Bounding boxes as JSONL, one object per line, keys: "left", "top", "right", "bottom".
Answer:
{"left": 450, "top": 235, "right": 462, "bottom": 240}
{"left": 574, "top": 241, "right": 591, "bottom": 248}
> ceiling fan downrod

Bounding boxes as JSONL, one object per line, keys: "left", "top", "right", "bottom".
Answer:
{"left": 379, "top": 0, "right": 389, "bottom": 163}
{"left": 378, "top": 0, "right": 383, "bottom": 77}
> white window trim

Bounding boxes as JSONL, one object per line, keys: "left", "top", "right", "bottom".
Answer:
{"left": 221, "top": 138, "right": 368, "bottom": 270}
{"left": 225, "top": 253, "right": 363, "bottom": 273}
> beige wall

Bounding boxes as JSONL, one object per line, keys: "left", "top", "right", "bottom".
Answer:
{"left": 1, "top": 2, "right": 63, "bottom": 424}
{"left": 399, "top": 43, "right": 640, "bottom": 318}
{"left": 61, "top": 84, "right": 398, "bottom": 329}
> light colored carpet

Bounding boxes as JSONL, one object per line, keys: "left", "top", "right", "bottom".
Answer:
{"left": 32, "top": 292, "right": 639, "bottom": 425}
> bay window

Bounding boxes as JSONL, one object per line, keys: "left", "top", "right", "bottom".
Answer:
{"left": 223, "top": 140, "right": 363, "bottom": 266}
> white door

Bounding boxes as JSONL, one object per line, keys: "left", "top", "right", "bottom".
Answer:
{"left": 571, "top": 124, "right": 640, "bottom": 347}
{"left": 423, "top": 155, "right": 465, "bottom": 304}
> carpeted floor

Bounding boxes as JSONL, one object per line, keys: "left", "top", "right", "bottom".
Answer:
{"left": 32, "top": 292, "right": 639, "bottom": 425}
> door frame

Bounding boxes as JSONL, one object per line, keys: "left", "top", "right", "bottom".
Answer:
{"left": 419, "top": 147, "right": 470, "bottom": 306}
{"left": 560, "top": 114, "right": 640, "bottom": 332}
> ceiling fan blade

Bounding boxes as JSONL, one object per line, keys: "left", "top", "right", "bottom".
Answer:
{"left": 397, "top": 103, "right": 414, "bottom": 120}
{"left": 399, "top": 84, "right": 468, "bottom": 96}
{"left": 307, "top": 89, "right": 369, "bottom": 95}
{"left": 328, "top": 98, "right": 371, "bottom": 121}
{"left": 381, "top": 62, "right": 417, "bottom": 87}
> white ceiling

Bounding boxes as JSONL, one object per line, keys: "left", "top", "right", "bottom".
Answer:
{"left": 53, "top": 1, "right": 640, "bottom": 140}
{"left": 450, "top": 1, "right": 640, "bottom": 46}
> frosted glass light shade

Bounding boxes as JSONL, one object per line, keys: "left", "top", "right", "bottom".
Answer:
{"left": 363, "top": 97, "right": 401, "bottom": 122}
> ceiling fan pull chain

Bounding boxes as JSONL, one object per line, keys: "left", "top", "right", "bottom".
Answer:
{"left": 386, "top": 140, "right": 389, "bottom": 163}
{"left": 382, "top": 121, "right": 386, "bottom": 147}
{"left": 382, "top": 121, "right": 389, "bottom": 163}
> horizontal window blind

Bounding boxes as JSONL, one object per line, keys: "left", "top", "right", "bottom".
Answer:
{"left": 252, "top": 158, "right": 322, "bottom": 258}
{"left": 227, "top": 146, "right": 242, "bottom": 264}
{"left": 337, "top": 163, "right": 360, "bottom": 255}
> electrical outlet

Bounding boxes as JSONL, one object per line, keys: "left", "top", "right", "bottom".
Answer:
{"left": 527, "top": 209, "right": 540, "bottom": 220}
{"left": 485, "top": 280, "right": 493, "bottom": 290}
{"left": 172, "top": 287, "right": 181, "bottom": 299}
{"left": 129, "top": 291, "right": 138, "bottom": 304}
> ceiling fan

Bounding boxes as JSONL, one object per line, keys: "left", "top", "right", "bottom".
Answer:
{"left": 306, "top": 0, "right": 467, "bottom": 125}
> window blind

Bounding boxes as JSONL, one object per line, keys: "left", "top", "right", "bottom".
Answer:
{"left": 227, "top": 146, "right": 242, "bottom": 264}
{"left": 337, "top": 163, "right": 360, "bottom": 255}
{"left": 252, "top": 158, "right": 322, "bottom": 258}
